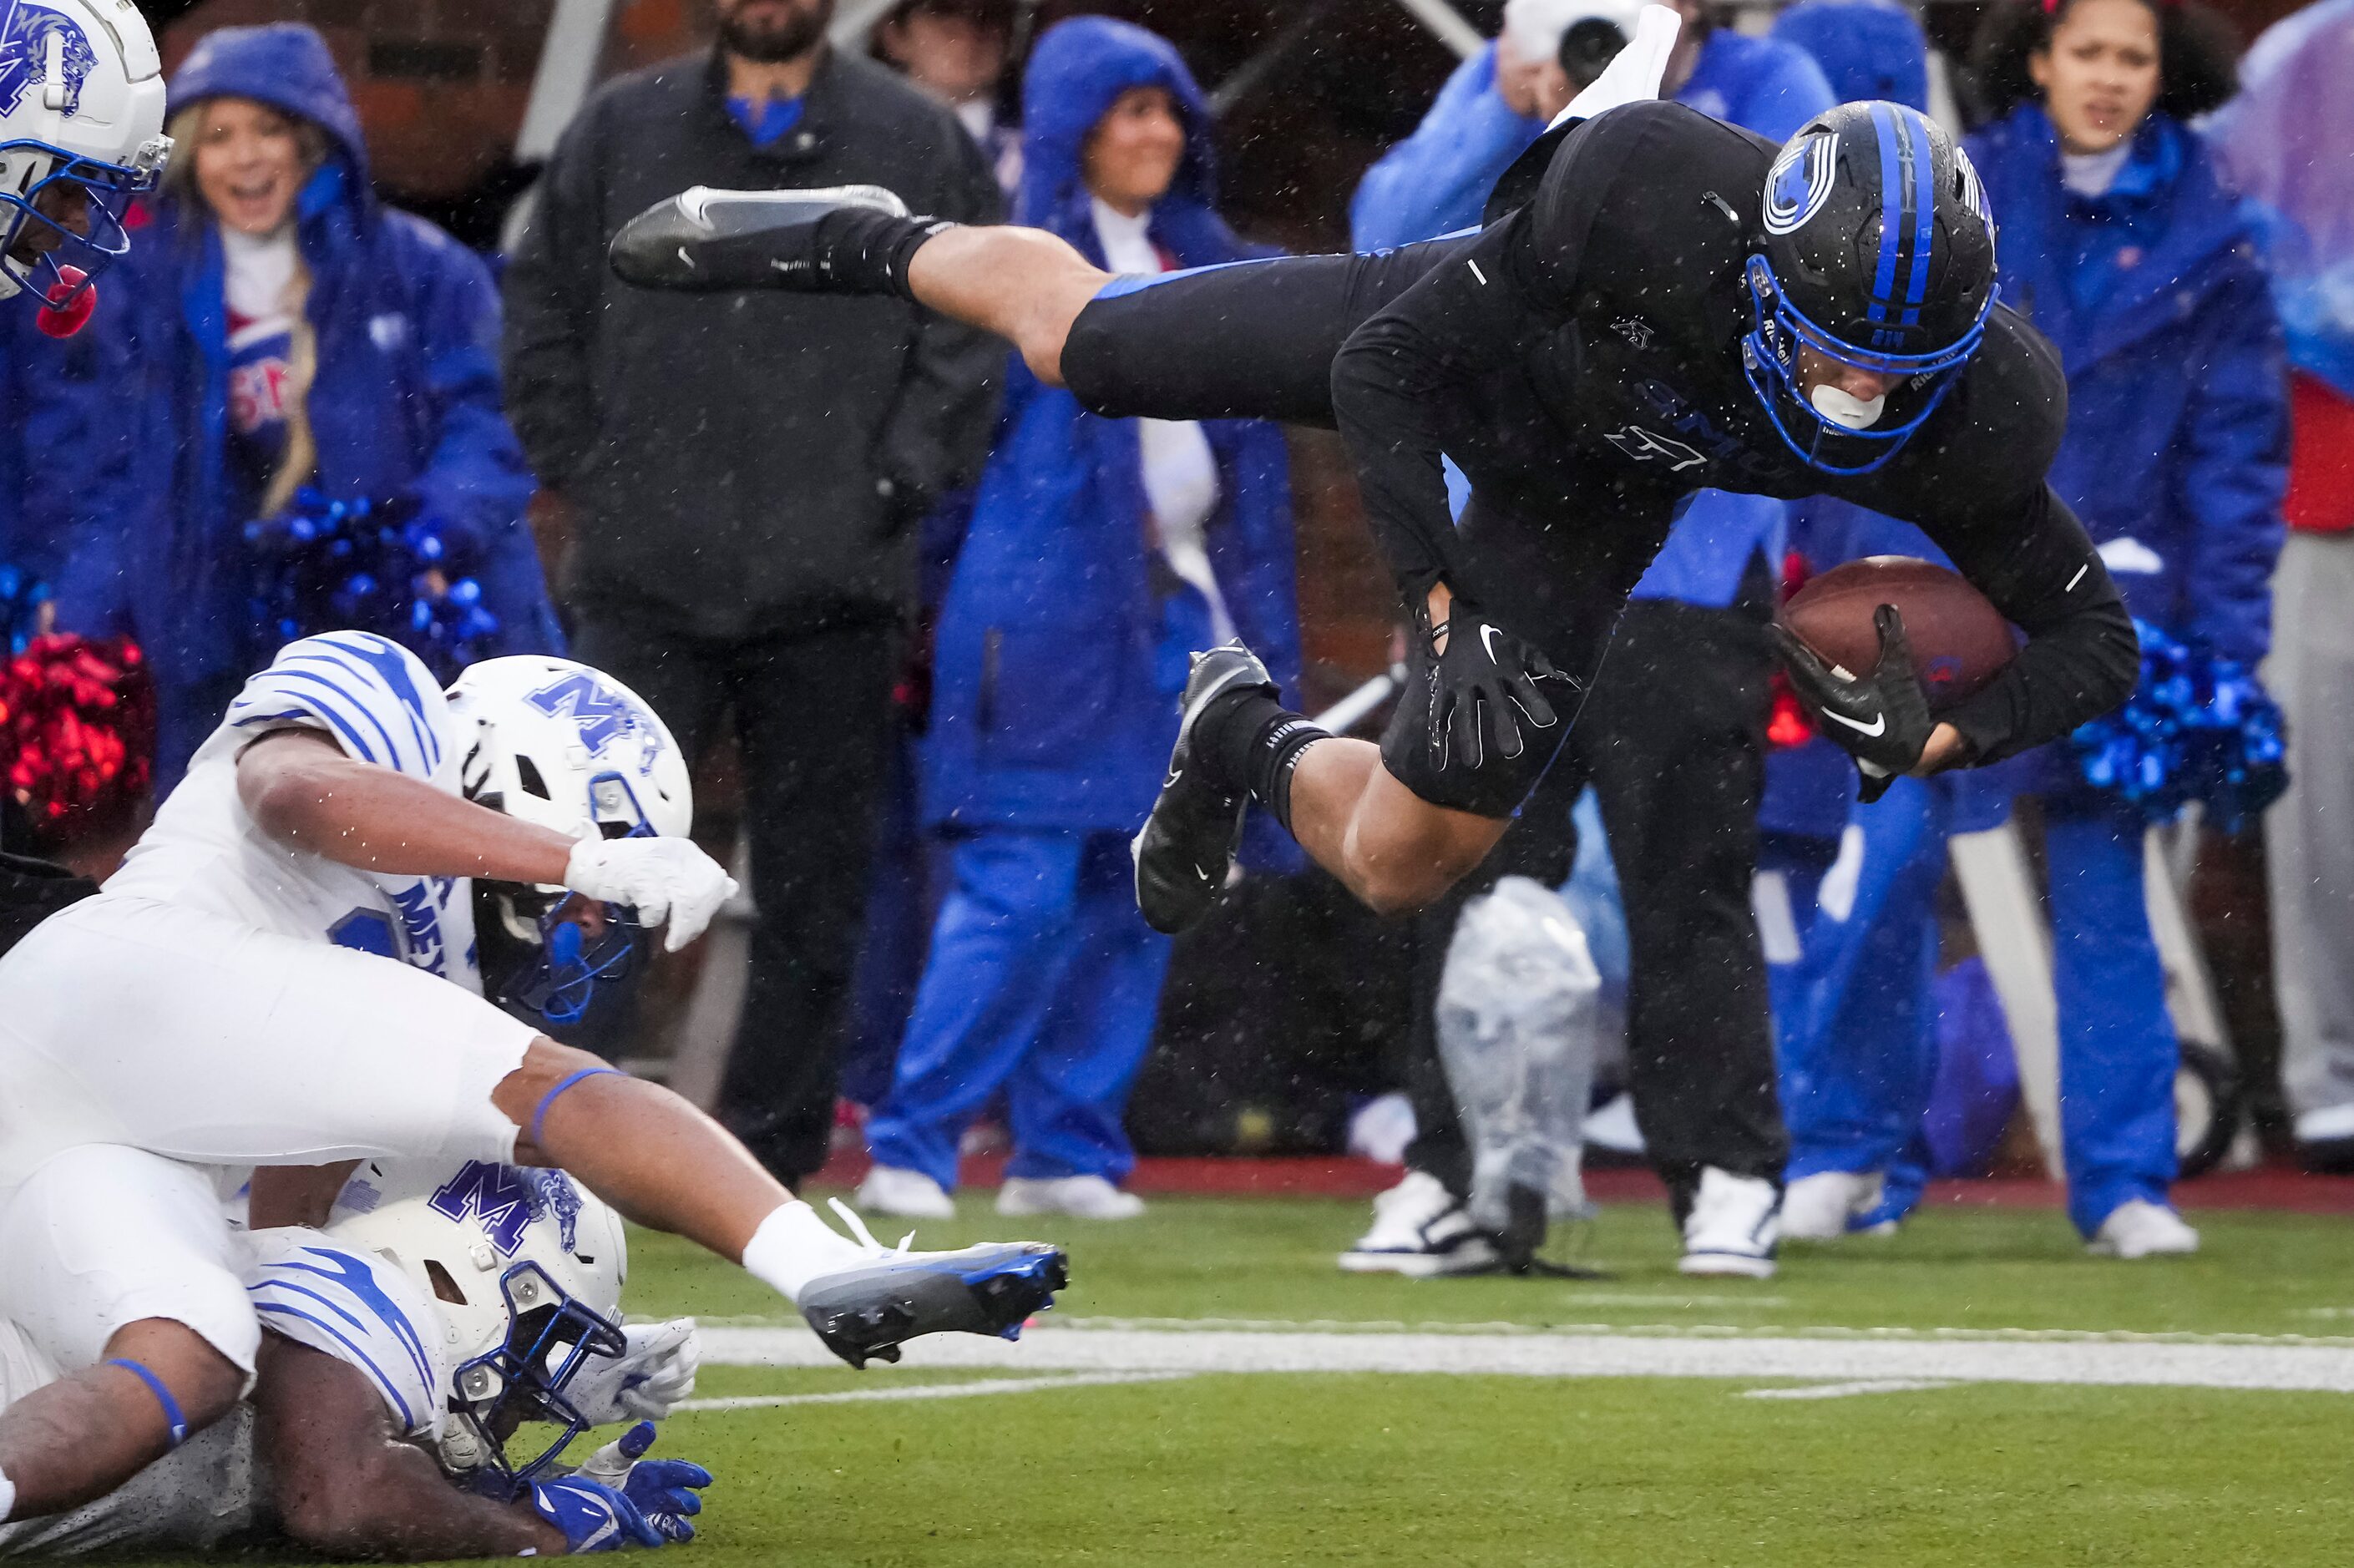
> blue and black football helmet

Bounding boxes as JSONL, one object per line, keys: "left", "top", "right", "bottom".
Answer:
{"left": 1741, "top": 100, "right": 1997, "bottom": 475}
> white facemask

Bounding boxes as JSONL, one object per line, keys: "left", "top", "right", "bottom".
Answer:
{"left": 1810, "top": 382, "right": 1886, "bottom": 430}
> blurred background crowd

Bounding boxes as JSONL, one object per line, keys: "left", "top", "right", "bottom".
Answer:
{"left": 0, "top": 0, "right": 2347, "bottom": 1253}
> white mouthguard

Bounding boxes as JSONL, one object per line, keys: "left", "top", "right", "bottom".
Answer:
{"left": 1810, "top": 383, "right": 1886, "bottom": 430}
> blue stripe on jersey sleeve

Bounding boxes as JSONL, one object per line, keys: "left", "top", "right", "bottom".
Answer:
{"left": 262, "top": 668, "right": 400, "bottom": 771}
{"left": 266, "top": 1248, "right": 437, "bottom": 1390}
{"left": 311, "top": 633, "right": 443, "bottom": 771}
{"left": 252, "top": 1300, "right": 420, "bottom": 1431}
{"left": 278, "top": 652, "right": 419, "bottom": 770}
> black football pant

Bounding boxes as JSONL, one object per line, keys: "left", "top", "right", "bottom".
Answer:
{"left": 1400, "top": 596, "right": 1789, "bottom": 1216}
{"left": 572, "top": 606, "right": 898, "bottom": 1186}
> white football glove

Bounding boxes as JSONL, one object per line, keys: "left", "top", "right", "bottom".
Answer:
{"left": 564, "top": 838, "right": 738, "bottom": 952}
{"left": 569, "top": 1318, "right": 701, "bottom": 1424}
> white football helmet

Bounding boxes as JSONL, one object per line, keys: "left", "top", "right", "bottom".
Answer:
{"left": 327, "top": 1157, "right": 630, "bottom": 1490}
{"left": 445, "top": 655, "right": 694, "bottom": 1023}
{"left": 0, "top": 0, "right": 170, "bottom": 309}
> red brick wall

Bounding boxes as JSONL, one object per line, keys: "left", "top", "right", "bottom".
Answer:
{"left": 159, "top": 0, "right": 554, "bottom": 200}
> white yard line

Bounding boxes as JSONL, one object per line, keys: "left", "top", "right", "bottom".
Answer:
{"left": 1741, "top": 1379, "right": 1959, "bottom": 1401}
{"left": 700, "top": 1324, "right": 2354, "bottom": 1393}
{"left": 675, "top": 1371, "right": 1193, "bottom": 1412}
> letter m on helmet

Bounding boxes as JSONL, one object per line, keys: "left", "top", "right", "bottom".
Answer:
{"left": 429, "top": 1161, "right": 539, "bottom": 1256}
{"left": 527, "top": 671, "right": 644, "bottom": 758}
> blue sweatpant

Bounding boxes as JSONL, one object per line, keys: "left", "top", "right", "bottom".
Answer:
{"left": 1774, "top": 787, "right": 2177, "bottom": 1237}
{"left": 1778, "top": 776, "right": 1952, "bottom": 1199}
{"left": 865, "top": 829, "right": 1172, "bottom": 1191}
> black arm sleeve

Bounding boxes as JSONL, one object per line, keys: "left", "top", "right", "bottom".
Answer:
{"left": 1918, "top": 482, "right": 2139, "bottom": 765}
{"left": 1328, "top": 217, "right": 1545, "bottom": 599}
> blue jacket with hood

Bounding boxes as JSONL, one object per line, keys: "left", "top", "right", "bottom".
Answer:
{"left": 23, "top": 24, "right": 559, "bottom": 776}
{"left": 1967, "top": 106, "right": 2286, "bottom": 666}
{"left": 921, "top": 17, "right": 1300, "bottom": 837}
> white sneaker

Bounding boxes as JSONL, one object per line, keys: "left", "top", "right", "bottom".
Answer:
{"left": 996, "top": 1175, "right": 1146, "bottom": 1221}
{"left": 1780, "top": 1169, "right": 1886, "bottom": 1242}
{"left": 1339, "top": 1170, "right": 1498, "bottom": 1276}
{"left": 2088, "top": 1198, "right": 2200, "bottom": 1259}
{"left": 856, "top": 1164, "right": 956, "bottom": 1221}
{"left": 1678, "top": 1167, "right": 1780, "bottom": 1278}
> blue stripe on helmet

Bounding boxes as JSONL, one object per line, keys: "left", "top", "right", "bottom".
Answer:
{"left": 1869, "top": 102, "right": 1904, "bottom": 324}
{"left": 1901, "top": 107, "right": 1936, "bottom": 326}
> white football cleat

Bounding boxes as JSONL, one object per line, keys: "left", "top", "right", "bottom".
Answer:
{"left": 1780, "top": 1169, "right": 1886, "bottom": 1242}
{"left": 1678, "top": 1167, "right": 1780, "bottom": 1278}
{"left": 1339, "top": 1170, "right": 1498, "bottom": 1276}
{"left": 2088, "top": 1198, "right": 2200, "bottom": 1259}
{"left": 856, "top": 1165, "right": 957, "bottom": 1221}
{"left": 996, "top": 1175, "right": 1146, "bottom": 1221}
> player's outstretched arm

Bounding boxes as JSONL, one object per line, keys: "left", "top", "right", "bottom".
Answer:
{"left": 236, "top": 728, "right": 736, "bottom": 950}
{"left": 255, "top": 1333, "right": 568, "bottom": 1560}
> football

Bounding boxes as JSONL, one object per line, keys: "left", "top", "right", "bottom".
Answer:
{"left": 1781, "top": 555, "right": 2017, "bottom": 711}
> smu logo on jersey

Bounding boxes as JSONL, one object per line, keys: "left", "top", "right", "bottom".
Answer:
{"left": 0, "top": 2, "right": 96, "bottom": 117}
{"left": 430, "top": 1162, "right": 585, "bottom": 1256}
{"left": 528, "top": 672, "right": 661, "bottom": 766}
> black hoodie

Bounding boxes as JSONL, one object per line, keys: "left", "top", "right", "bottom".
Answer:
{"left": 503, "top": 47, "right": 1004, "bottom": 637}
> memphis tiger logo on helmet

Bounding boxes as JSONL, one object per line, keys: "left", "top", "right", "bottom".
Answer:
{"left": 0, "top": 3, "right": 97, "bottom": 116}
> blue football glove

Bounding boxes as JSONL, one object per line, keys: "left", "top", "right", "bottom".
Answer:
{"left": 575, "top": 1422, "right": 711, "bottom": 1545}
{"left": 527, "top": 1474, "right": 668, "bottom": 1553}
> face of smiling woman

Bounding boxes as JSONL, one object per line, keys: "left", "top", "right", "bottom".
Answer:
{"left": 191, "top": 97, "right": 309, "bottom": 236}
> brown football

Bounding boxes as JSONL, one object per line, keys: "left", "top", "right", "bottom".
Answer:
{"left": 1781, "top": 556, "right": 2017, "bottom": 711}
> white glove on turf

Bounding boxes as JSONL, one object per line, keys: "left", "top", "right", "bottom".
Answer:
{"left": 569, "top": 1318, "right": 701, "bottom": 1424}
{"left": 564, "top": 838, "right": 738, "bottom": 952}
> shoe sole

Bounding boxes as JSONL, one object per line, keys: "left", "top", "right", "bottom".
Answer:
{"left": 1338, "top": 1247, "right": 1498, "bottom": 1277}
{"left": 1677, "top": 1251, "right": 1778, "bottom": 1279}
{"left": 798, "top": 1246, "right": 1070, "bottom": 1369}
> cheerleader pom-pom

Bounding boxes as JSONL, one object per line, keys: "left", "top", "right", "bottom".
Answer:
{"left": 2070, "top": 621, "right": 2290, "bottom": 832}
{"left": 0, "top": 633, "right": 156, "bottom": 836}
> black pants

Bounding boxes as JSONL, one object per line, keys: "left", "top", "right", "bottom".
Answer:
{"left": 1403, "top": 597, "right": 1787, "bottom": 1214}
{"left": 573, "top": 608, "right": 898, "bottom": 1186}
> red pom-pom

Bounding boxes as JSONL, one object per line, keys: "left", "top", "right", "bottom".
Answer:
{"left": 37, "top": 265, "right": 95, "bottom": 339}
{"left": 0, "top": 633, "right": 154, "bottom": 835}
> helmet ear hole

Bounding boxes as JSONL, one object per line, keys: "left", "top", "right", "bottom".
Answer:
{"left": 424, "top": 1259, "right": 469, "bottom": 1307}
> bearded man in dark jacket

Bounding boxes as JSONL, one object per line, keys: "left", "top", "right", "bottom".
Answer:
{"left": 503, "top": 0, "right": 1005, "bottom": 1186}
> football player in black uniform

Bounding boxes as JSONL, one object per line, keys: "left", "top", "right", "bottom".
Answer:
{"left": 610, "top": 98, "right": 2136, "bottom": 940}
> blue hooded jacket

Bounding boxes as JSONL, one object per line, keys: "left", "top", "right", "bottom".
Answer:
{"left": 1769, "top": 0, "right": 1931, "bottom": 112}
{"left": 1967, "top": 107, "right": 2287, "bottom": 665}
{"left": 20, "top": 24, "right": 559, "bottom": 778}
{"left": 1349, "top": 28, "right": 1833, "bottom": 611}
{"left": 921, "top": 18, "right": 1299, "bottom": 837}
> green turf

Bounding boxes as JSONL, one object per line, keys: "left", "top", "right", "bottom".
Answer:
{"left": 633, "top": 1190, "right": 2354, "bottom": 1338}
{"left": 107, "top": 1196, "right": 2354, "bottom": 1566}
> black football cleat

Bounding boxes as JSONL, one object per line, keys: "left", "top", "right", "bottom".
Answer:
{"left": 1131, "top": 643, "right": 1276, "bottom": 936}
{"left": 609, "top": 184, "right": 909, "bottom": 292}
{"left": 797, "top": 1241, "right": 1071, "bottom": 1370}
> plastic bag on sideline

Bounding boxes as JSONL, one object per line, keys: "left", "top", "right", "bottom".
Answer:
{"left": 1436, "top": 875, "right": 1602, "bottom": 1233}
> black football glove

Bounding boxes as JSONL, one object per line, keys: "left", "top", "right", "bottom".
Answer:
{"left": 1415, "top": 596, "right": 1566, "bottom": 771}
{"left": 1770, "top": 604, "right": 1935, "bottom": 804}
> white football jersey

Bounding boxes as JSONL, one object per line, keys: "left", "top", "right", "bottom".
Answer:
{"left": 0, "top": 1229, "right": 448, "bottom": 1557}
{"left": 104, "top": 631, "right": 482, "bottom": 992}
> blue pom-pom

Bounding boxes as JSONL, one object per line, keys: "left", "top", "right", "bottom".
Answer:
{"left": 2069, "top": 620, "right": 2291, "bottom": 832}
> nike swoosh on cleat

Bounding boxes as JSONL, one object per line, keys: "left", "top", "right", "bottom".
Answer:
{"left": 1163, "top": 766, "right": 1182, "bottom": 789}
{"left": 1823, "top": 710, "right": 1888, "bottom": 738}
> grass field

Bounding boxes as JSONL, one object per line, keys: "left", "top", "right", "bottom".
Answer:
{"left": 138, "top": 1192, "right": 2354, "bottom": 1566}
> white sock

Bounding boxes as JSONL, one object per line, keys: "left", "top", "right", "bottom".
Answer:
{"left": 0, "top": 1464, "right": 16, "bottom": 1523}
{"left": 739, "top": 1201, "right": 864, "bottom": 1302}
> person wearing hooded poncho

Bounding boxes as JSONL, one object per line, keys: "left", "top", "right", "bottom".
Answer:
{"left": 858, "top": 18, "right": 1301, "bottom": 1222}
{"left": 13, "top": 23, "right": 560, "bottom": 790}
